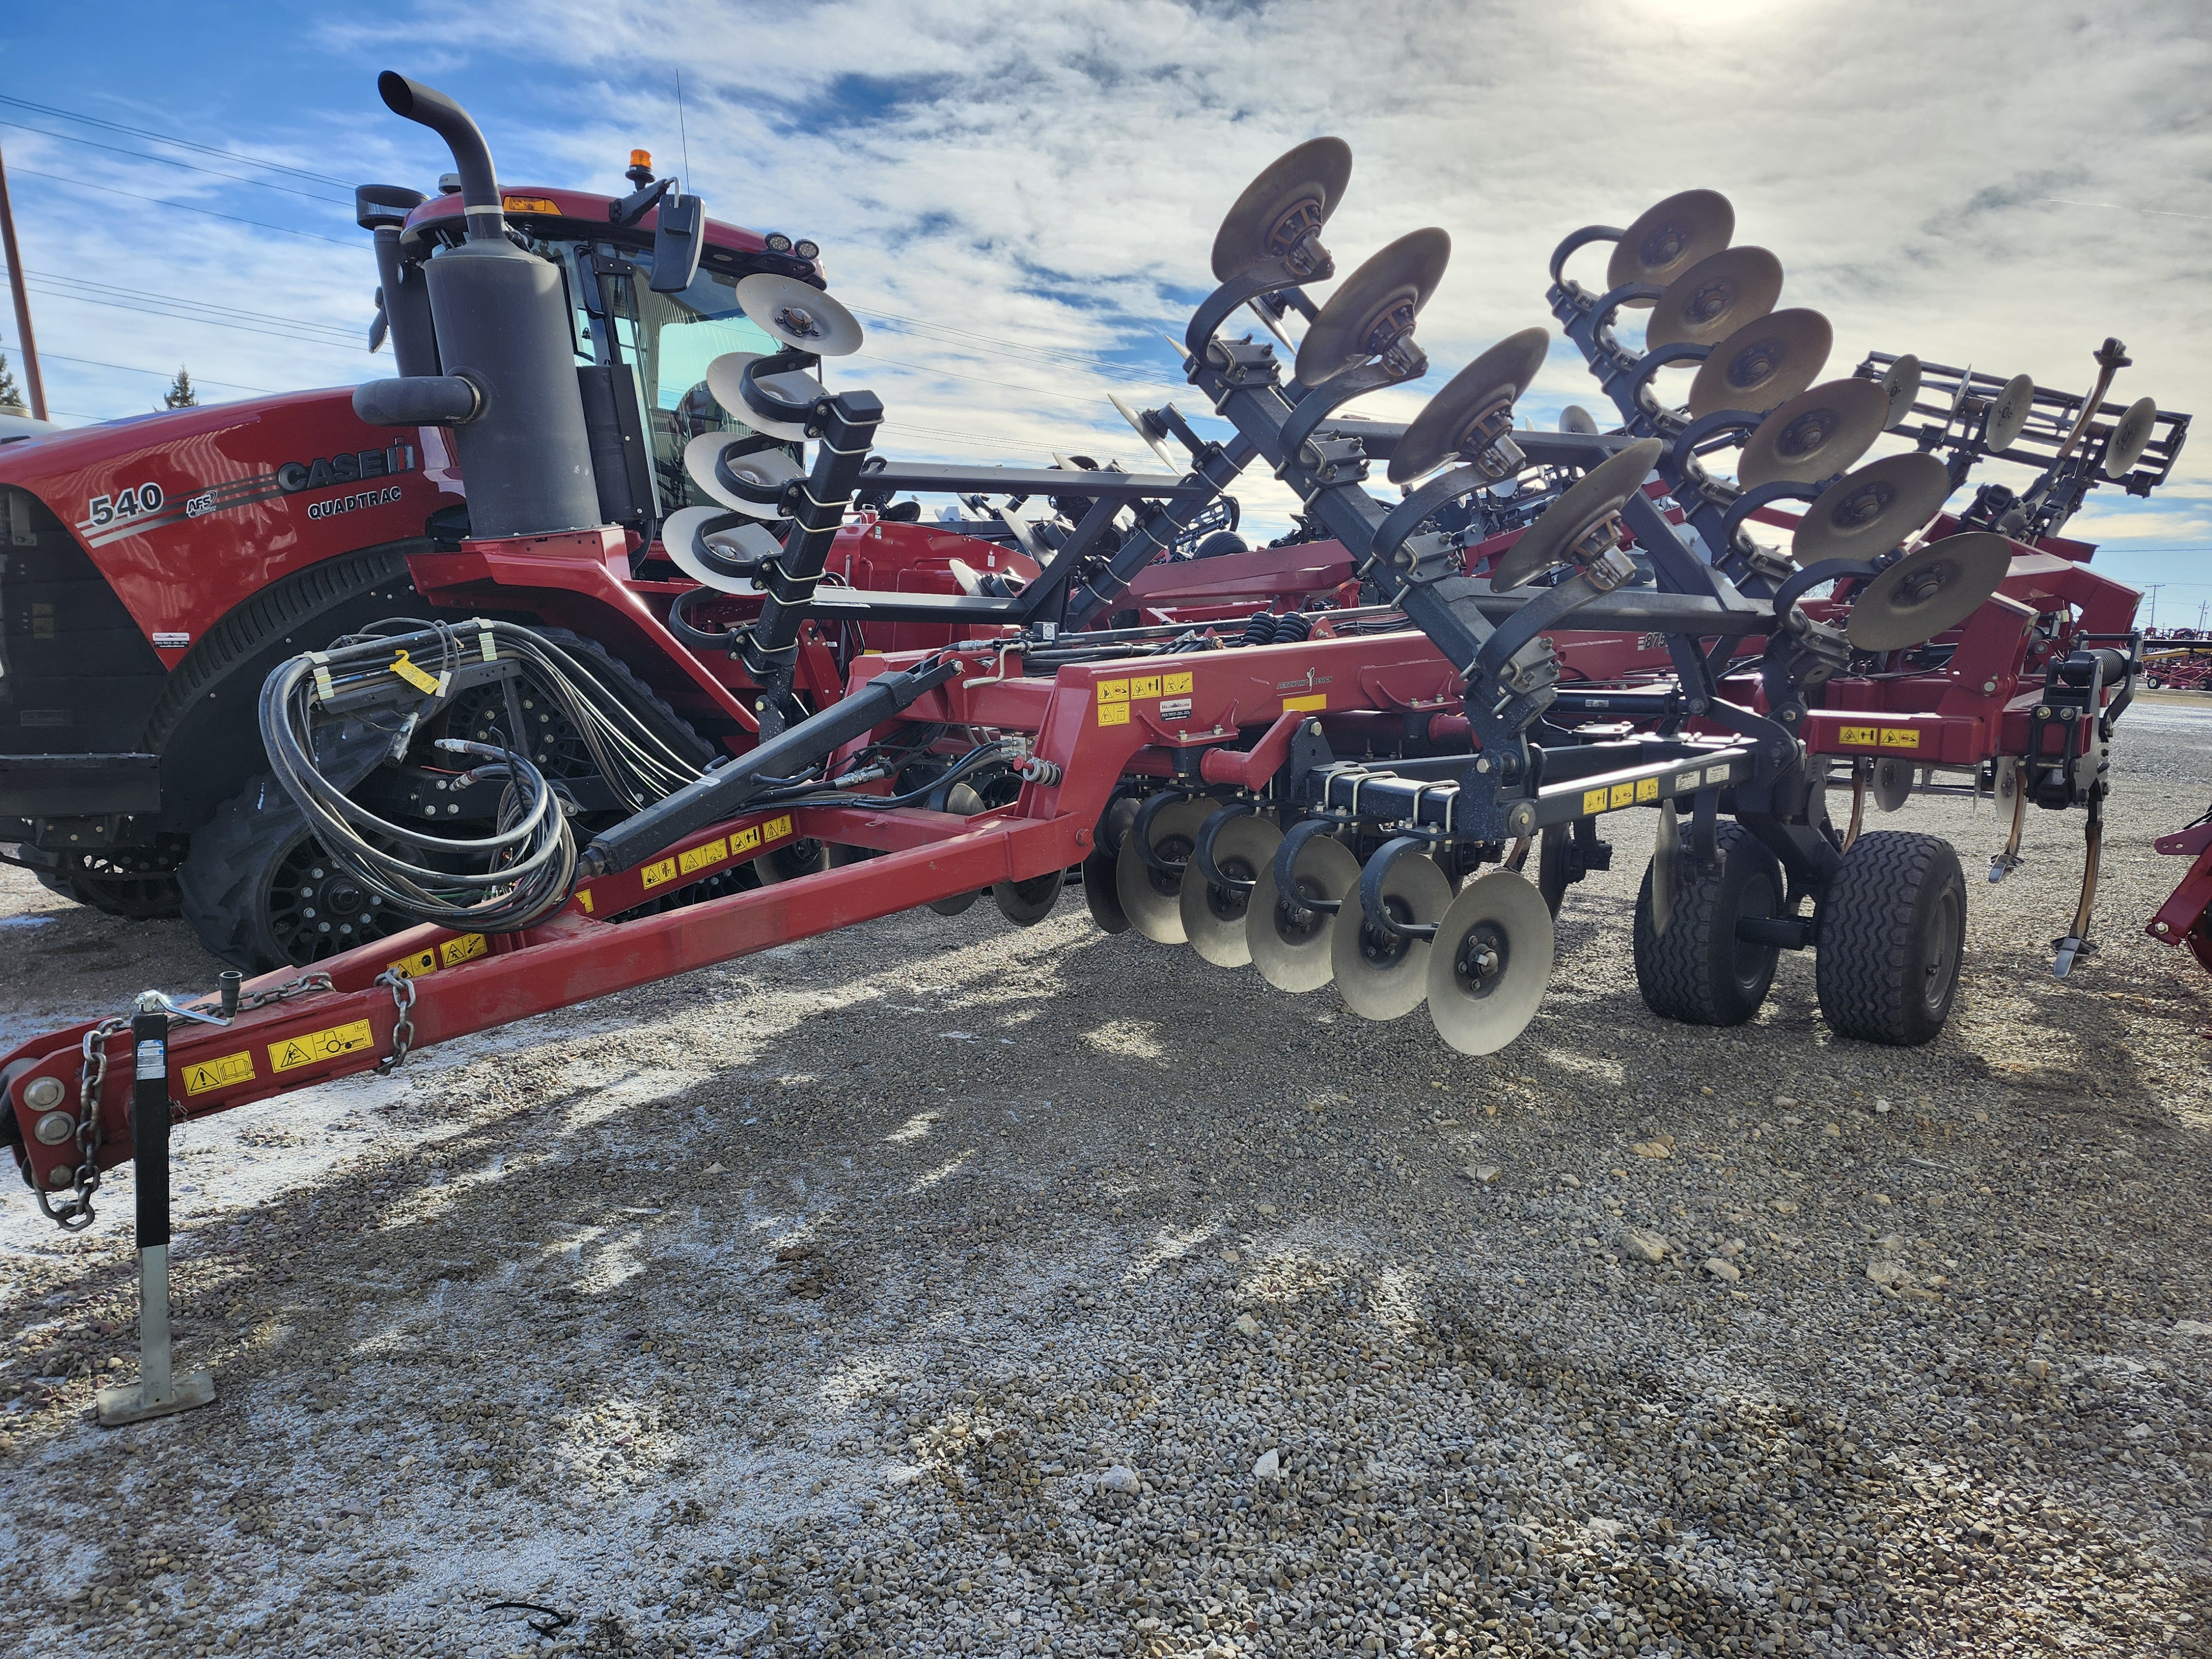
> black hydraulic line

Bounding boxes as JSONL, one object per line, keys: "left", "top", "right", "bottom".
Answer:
{"left": 577, "top": 655, "right": 963, "bottom": 877}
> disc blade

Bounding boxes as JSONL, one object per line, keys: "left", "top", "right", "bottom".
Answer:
{"left": 1559, "top": 405, "right": 1600, "bottom": 435}
{"left": 993, "top": 871, "right": 1062, "bottom": 927}
{"left": 1845, "top": 531, "right": 2014, "bottom": 651}
{"left": 706, "top": 351, "right": 820, "bottom": 441}
{"left": 1424, "top": 872, "right": 1556, "bottom": 1055}
{"left": 1650, "top": 801, "right": 1680, "bottom": 936}
{"left": 1387, "top": 326, "right": 1551, "bottom": 484}
{"left": 1490, "top": 437, "right": 1662, "bottom": 589}
{"left": 1248, "top": 834, "right": 1359, "bottom": 992}
{"left": 685, "top": 432, "right": 804, "bottom": 517}
{"left": 1881, "top": 354, "right": 1922, "bottom": 429}
{"left": 1644, "top": 246, "right": 1782, "bottom": 351}
{"left": 1211, "top": 137, "right": 1354, "bottom": 281}
{"left": 2103, "top": 395, "right": 2157, "bottom": 477}
{"left": 660, "top": 506, "right": 779, "bottom": 593}
{"left": 1738, "top": 378, "right": 1891, "bottom": 488}
{"left": 1082, "top": 852, "right": 1129, "bottom": 933}
{"left": 1687, "top": 308, "right": 1832, "bottom": 420}
{"left": 734, "top": 273, "right": 863, "bottom": 356}
{"left": 1332, "top": 852, "right": 1452, "bottom": 1020}
{"left": 1294, "top": 228, "right": 1451, "bottom": 387}
{"left": 1607, "top": 189, "right": 1735, "bottom": 306}
{"left": 1181, "top": 815, "right": 1282, "bottom": 968}
{"left": 1791, "top": 452, "right": 1953, "bottom": 565}
{"left": 926, "top": 782, "right": 988, "bottom": 914}
{"left": 1984, "top": 372, "right": 2035, "bottom": 452}
{"left": 1871, "top": 756, "right": 1913, "bottom": 813}
{"left": 1115, "top": 797, "right": 1214, "bottom": 945}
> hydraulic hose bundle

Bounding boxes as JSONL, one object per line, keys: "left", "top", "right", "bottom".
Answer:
{"left": 259, "top": 619, "right": 710, "bottom": 933}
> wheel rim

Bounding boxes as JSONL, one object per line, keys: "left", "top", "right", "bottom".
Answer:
{"left": 264, "top": 837, "right": 410, "bottom": 963}
{"left": 1731, "top": 872, "right": 1779, "bottom": 993}
{"left": 1920, "top": 883, "right": 1963, "bottom": 1016}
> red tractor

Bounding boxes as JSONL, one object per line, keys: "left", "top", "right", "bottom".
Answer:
{"left": 0, "top": 110, "right": 1046, "bottom": 970}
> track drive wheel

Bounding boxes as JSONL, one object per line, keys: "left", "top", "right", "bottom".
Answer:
{"left": 1813, "top": 829, "right": 1966, "bottom": 1046}
{"left": 1631, "top": 821, "right": 1785, "bottom": 1026}
{"left": 14, "top": 839, "right": 188, "bottom": 919}
{"left": 179, "top": 633, "right": 708, "bottom": 972}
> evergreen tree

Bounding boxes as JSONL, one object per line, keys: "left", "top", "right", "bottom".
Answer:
{"left": 161, "top": 365, "right": 197, "bottom": 409}
{"left": 0, "top": 349, "right": 22, "bottom": 414}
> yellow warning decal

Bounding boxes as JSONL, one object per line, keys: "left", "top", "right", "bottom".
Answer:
{"left": 1582, "top": 787, "right": 1609, "bottom": 816}
{"left": 1282, "top": 693, "right": 1327, "bottom": 713}
{"left": 1129, "top": 674, "right": 1162, "bottom": 699}
{"left": 1609, "top": 781, "right": 1636, "bottom": 809}
{"left": 640, "top": 855, "right": 679, "bottom": 891}
{"left": 269, "top": 1020, "right": 376, "bottom": 1074}
{"left": 679, "top": 837, "right": 728, "bottom": 876}
{"left": 762, "top": 814, "right": 794, "bottom": 842}
{"left": 439, "top": 932, "right": 487, "bottom": 968}
{"left": 1838, "top": 724, "right": 1877, "bottom": 747}
{"left": 1879, "top": 727, "right": 1921, "bottom": 750}
{"left": 183, "top": 1051, "right": 255, "bottom": 1096}
{"left": 1162, "top": 671, "right": 1193, "bottom": 696}
{"left": 1098, "top": 701, "right": 1130, "bottom": 727}
{"left": 387, "top": 945, "right": 437, "bottom": 979}
{"left": 503, "top": 195, "right": 561, "bottom": 214}
{"left": 577, "top": 888, "right": 594, "bottom": 914}
{"left": 731, "top": 825, "right": 763, "bottom": 855}
{"left": 1096, "top": 679, "right": 1129, "bottom": 705}
{"left": 1636, "top": 776, "right": 1661, "bottom": 803}
{"left": 388, "top": 648, "right": 441, "bottom": 694}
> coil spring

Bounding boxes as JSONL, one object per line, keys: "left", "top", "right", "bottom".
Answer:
{"left": 1242, "top": 610, "right": 1277, "bottom": 646}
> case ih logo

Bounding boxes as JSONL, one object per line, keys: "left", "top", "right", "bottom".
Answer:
{"left": 276, "top": 446, "right": 416, "bottom": 495}
{"left": 76, "top": 445, "right": 418, "bottom": 549}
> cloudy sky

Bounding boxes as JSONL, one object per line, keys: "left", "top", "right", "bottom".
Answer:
{"left": 3, "top": 1, "right": 2206, "bottom": 616}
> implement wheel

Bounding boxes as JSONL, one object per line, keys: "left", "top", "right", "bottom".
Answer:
{"left": 1814, "top": 829, "right": 1966, "bottom": 1046}
{"left": 1631, "top": 821, "right": 1784, "bottom": 1026}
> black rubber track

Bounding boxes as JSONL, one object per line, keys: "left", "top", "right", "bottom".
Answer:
{"left": 1814, "top": 829, "right": 1966, "bottom": 1046}
{"left": 1631, "top": 821, "right": 1784, "bottom": 1027}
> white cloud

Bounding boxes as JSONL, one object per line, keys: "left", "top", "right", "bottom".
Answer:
{"left": 13, "top": 0, "right": 2206, "bottom": 549}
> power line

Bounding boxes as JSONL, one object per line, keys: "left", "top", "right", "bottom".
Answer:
{"left": 0, "top": 119, "right": 353, "bottom": 206}
{"left": 2, "top": 264, "right": 362, "bottom": 347}
{"left": 7, "top": 265, "right": 359, "bottom": 337}
{"left": 0, "top": 93, "right": 351, "bottom": 187}
{"left": 6, "top": 166, "right": 356, "bottom": 245}
{"left": 33, "top": 351, "right": 277, "bottom": 394}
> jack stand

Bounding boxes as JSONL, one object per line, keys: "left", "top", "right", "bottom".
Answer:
{"left": 96, "top": 994, "right": 215, "bottom": 1427}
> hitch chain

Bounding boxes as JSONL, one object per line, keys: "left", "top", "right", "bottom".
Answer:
{"left": 36, "top": 1016, "right": 130, "bottom": 1232}
{"left": 31, "top": 972, "right": 337, "bottom": 1233}
{"left": 374, "top": 970, "right": 418, "bottom": 1076}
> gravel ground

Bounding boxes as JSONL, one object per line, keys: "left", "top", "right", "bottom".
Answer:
{"left": 0, "top": 697, "right": 2206, "bottom": 1659}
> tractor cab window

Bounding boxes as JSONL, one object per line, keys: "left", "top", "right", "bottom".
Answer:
{"left": 593, "top": 253, "right": 794, "bottom": 514}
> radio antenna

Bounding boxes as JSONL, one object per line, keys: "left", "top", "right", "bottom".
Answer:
{"left": 675, "top": 69, "right": 692, "bottom": 190}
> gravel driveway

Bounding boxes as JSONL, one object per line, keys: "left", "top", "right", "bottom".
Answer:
{"left": 0, "top": 698, "right": 2206, "bottom": 1659}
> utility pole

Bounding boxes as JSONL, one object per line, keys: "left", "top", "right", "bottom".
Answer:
{"left": 0, "top": 139, "right": 46, "bottom": 420}
{"left": 2141, "top": 584, "right": 2165, "bottom": 632}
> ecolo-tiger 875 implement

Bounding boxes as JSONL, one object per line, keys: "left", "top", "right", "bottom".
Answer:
{"left": 0, "top": 76, "right": 2188, "bottom": 1421}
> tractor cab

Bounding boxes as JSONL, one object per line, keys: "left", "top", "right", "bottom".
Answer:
{"left": 366, "top": 153, "right": 832, "bottom": 526}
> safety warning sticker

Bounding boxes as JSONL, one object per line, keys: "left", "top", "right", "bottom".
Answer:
{"left": 679, "top": 837, "right": 729, "bottom": 875}
{"left": 640, "top": 855, "right": 679, "bottom": 890}
{"left": 269, "top": 1020, "right": 376, "bottom": 1073}
{"left": 183, "top": 1051, "right": 255, "bottom": 1096}
{"left": 762, "top": 815, "right": 794, "bottom": 842}
{"left": 1282, "top": 693, "right": 1327, "bottom": 713}
{"left": 1838, "top": 724, "right": 1922, "bottom": 750}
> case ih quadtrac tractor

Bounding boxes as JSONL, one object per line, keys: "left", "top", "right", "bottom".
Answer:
{"left": 0, "top": 89, "right": 1064, "bottom": 970}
